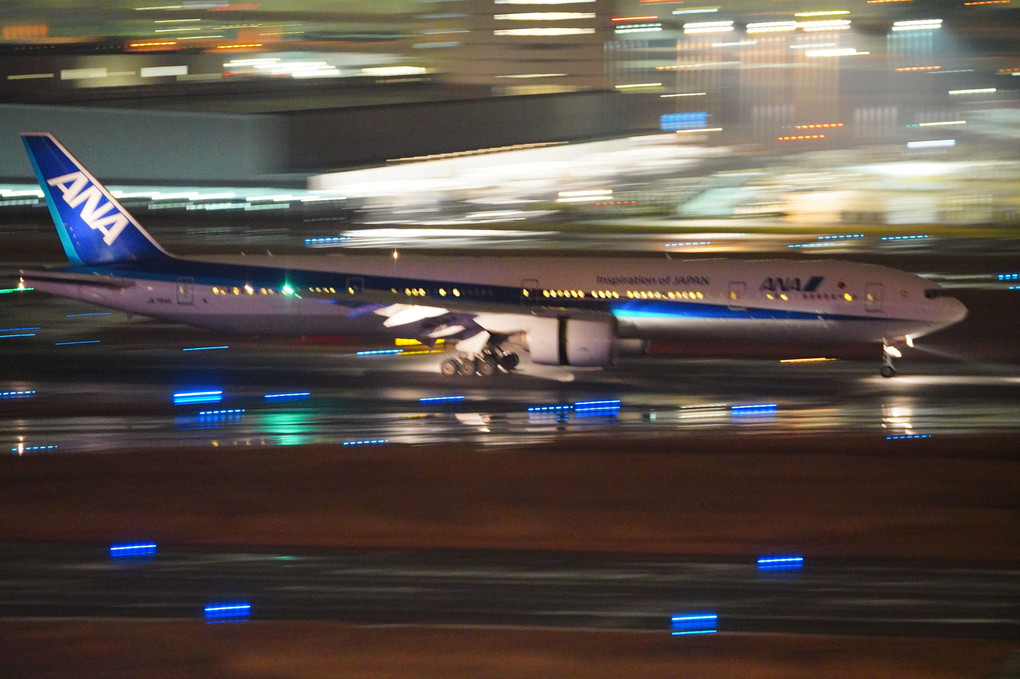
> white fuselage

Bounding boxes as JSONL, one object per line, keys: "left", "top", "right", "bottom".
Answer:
{"left": 22, "top": 254, "right": 967, "bottom": 348}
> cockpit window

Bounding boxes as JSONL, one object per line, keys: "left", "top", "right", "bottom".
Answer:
{"left": 924, "top": 289, "right": 951, "bottom": 299}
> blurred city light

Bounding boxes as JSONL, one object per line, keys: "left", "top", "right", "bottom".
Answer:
{"left": 892, "top": 19, "right": 943, "bottom": 31}
{"left": 683, "top": 21, "right": 734, "bottom": 34}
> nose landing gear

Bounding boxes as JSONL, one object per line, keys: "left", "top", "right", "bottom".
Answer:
{"left": 881, "top": 340, "right": 901, "bottom": 378}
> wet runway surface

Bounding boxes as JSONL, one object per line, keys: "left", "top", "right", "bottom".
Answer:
{"left": 0, "top": 543, "right": 1016, "bottom": 639}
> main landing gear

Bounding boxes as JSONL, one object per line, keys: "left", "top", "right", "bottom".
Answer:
{"left": 881, "top": 340, "right": 901, "bottom": 378}
{"left": 440, "top": 344, "right": 520, "bottom": 377}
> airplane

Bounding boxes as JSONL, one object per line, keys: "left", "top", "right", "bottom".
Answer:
{"left": 15, "top": 132, "right": 967, "bottom": 378}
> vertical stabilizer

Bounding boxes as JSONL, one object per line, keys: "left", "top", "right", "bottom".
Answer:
{"left": 22, "top": 132, "right": 170, "bottom": 265}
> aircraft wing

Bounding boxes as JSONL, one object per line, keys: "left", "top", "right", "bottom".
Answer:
{"left": 333, "top": 286, "right": 613, "bottom": 359}
{"left": 305, "top": 283, "right": 614, "bottom": 348}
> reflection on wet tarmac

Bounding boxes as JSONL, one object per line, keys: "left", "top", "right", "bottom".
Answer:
{"left": 0, "top": 542, "right": 1016, "bottom": 638}
{"left": 2, "top": 338, "right": 1018, "bottom": 455}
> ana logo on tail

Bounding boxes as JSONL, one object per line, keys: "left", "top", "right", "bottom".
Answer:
{"left": 47, "top": 171, "right": 129, "bottom": 246}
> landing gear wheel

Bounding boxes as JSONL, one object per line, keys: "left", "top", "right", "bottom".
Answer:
{"left": 881, "top": 339, "right": 900, "bottom": 378}
{"left": 456, "top": 357, "right": 477, "bottom": 376}
{"left": 440, "top": 358, "right": 460, "bottom": 377}
{"left": 499, "top": 352, "right": 519, "bottom": 371}
{"left": 477, "top": 357, "right": 498, "bottom": 377}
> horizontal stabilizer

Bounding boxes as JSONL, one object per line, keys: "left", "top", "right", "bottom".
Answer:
{"left": 19, "top": 269, "right": 136, "bottom": 289}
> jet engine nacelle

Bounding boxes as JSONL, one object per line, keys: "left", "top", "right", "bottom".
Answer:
{"left": 527, "top": 317, "right": 615, "bottom": 367}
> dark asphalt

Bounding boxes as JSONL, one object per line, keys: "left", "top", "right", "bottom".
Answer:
{"left": 0, "top": 543, "right": 1016, "bottom": 639}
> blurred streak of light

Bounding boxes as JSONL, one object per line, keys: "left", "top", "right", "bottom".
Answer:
{"left": 494, "top": 0, "right": 595, "bottom": 3}
{"left": 891, "top": 19, "right": 943, "bottom": 31}
{"left": 497, "top": 73, "right": 568, "bottom": 79}
{"left": 615, "top": 82, "right": 662, "bottom": 89}
{"left": 493, "top": 28, "right": 596, "bottom": 36}
{"left": 494, "top": 12, "right": 597, "bottom": 20}
{"left": 882, "top": 403, "right": 914, "bottom": 431}
{"left": 798, "top": 19, "right": 851, "bottom": 31}
{"left": 757, "top": 555, "right": 804, "bottom": 570}
{"left": 780, "top": 358, "right": 837, "bottom": 363}
{"left": 907, "top": 140, "right": 955, "bottom": 149}
{"left": 804, "top": 48, "right": 868, "bottom": 57}
{"left": 747, "top": 21, "right": 797, "bottom": 33}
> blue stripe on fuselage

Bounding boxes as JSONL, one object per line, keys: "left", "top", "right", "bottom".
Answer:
{"left": 610, "top": 300, "right": 861, "bottom": 322}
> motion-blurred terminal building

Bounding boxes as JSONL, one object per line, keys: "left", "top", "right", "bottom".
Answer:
{"left": 0, "top": 0, "right": 1015, "bottom": 182}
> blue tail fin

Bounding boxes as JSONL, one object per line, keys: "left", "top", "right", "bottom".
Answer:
{"left": 22, "top": 133, "right": 170, "bottom": 265}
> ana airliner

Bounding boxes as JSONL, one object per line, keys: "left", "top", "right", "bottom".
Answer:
{"left": 16, "top": 132, "right": 966, "bottom": 378}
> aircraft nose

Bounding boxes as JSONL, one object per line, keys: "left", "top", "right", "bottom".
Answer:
{"left": 943, "top": 296, "right": 968, "bottom": 325}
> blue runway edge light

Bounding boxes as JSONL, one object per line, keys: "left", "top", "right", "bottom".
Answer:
{"left": 528, "top": 403, "right": 573, "bottom": 413}
{"left": 11, "top": 444, "right": 57, "bottom": 453}
{"left": 110, "top": 542, "right": 157, "bottom": 558}
{"left": 757, "top": 555, "right": 804, "bottom": 571}
{"left": 173, "top": 390, "right": 223, "bottom": 405}
{"left": 1, "top": 390, "right": 36, "bottom": 399}
{"left": 264, "top": 391, "right": 311, "bottom": 401}
{"left": 671, "top": 612, "right": 718, "bottom": 635}
{"left": 731, "top": 403, "right": 777, "bottom": 416}
{"left": 204, "top": 602, "right": 251, "bottom": 622}
{"left": 881, "top": 234, "right": 929, "bottom": 241}
{"left": 420, "top": 395, "right": 466, "bottom": 404}
{"left": 574, "top": 399, "right": 621, "bottom": 416}
{"left": 357, "top": 348, "right": 403, "bottom": 356}
{"left": 304, "top": 236, "right": 350, "bottom": 247}
{"left": 529, "top": 399, "right": 621, "bottom": 415}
